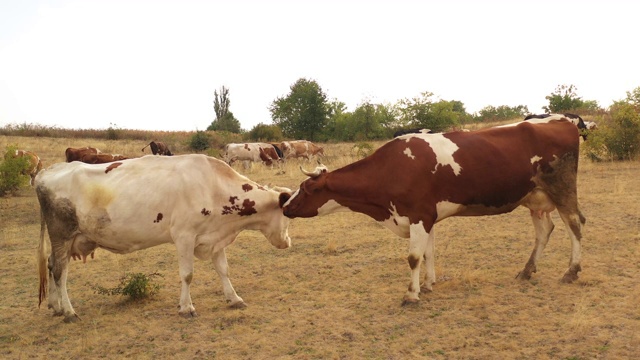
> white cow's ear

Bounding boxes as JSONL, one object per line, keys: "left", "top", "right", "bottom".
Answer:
{"left": 278, "top": 192, "right": 292, "bottom": 208}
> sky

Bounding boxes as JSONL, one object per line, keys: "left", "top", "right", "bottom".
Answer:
{"left": 1, "top": 0, "right": 639, "bottom": 132}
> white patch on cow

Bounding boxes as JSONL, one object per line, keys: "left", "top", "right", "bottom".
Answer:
{"left": 410, "top": 133, "right": 462, "bottom": 175}
{"left": 403, "top": 147, "right": 415, "bottom": 160}
{"left": 530, "top": 155, "right": 542, "bottom": 164}
{"left": 317, "top": 199, "right": 348, "bottom": 215}
{"left": 380, "top": 202, "right": 410, "bottom": 237}
{"left": 435, "top": 201, "right": 464, "bottom": 221}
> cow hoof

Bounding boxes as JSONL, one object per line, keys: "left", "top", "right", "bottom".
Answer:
{"left": 179, "top": 311, "right": 199, "bottom": 318}
{"left": 515, "top": 271, "right": 532, "bottom": 281}
{"left": 63, "top": 314, "right": 80, "bottom": 323}
{"left": 401, "top": 298, "right": 419, "bottom": 307}
{"left": 229, "top": 301, "right": 247, "bottom": 309}
{"left": 561, "top": 273, "right": 579, "bottom": 284}
{"left": 419, "top": 285, "right": 433, "bottom": 293}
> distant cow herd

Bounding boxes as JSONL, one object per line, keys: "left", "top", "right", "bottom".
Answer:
{"left": 6, "top": 114, "right": 602, "bottom": 322}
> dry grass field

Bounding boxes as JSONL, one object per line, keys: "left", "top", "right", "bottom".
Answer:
{"left": 1, "top": 134, "right": 639, "bottom": 359}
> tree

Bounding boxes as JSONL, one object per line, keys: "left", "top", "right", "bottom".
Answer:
{"left": 248, "top": 123, "right": 283, "bottom": 142}
{"left": 474, "top": 105, "right": 529, "bottom": 122}
{"left": 269, "top": 78, "right": 329, "bottom": 140}
{"left": 208, "top": 86, "right": 241, "bottom": 133}
{"left": 396, "top": 92, "right": 464, "bottom": 132}
{"left": 543, "top": 84, "right": 585, "bottom": 113}
{"left": 624, "top": 86, "right": 640, "bottom": 108}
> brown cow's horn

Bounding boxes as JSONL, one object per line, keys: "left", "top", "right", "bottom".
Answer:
{"left": 300, "top": 165, "right": 327, "bottom": 177}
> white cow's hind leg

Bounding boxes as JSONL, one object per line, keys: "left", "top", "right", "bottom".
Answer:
{"left": 420, "top": 228, "right": 436, "bottom": 292}
{"left": 57, "top": 265, "right": 79, "bottom": 323}
{"left": 403, "top": 222, "right": 430, "bottom": 305}
{"left": 212, "top": 249, "right": 246, "bottom": 309}
{"left": 517, "top": 211, "right": 554, "bottom": 280}
{"left": 175, "top": 235, "right": 197, "bottom": 317}
{"left": 47, "top": 255, "right": 62, "bottom": 315}
{"left": 49, "top": 253, "right": 79, "bottom": 322}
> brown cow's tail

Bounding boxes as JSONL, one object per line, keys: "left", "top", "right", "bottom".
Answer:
{"left": 38, "top": 207, "right": 48, "bottom": 307}
{"left": 141, "top": 143, "right": 150, "bottom": 152}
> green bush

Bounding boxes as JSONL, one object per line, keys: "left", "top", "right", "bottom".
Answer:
{"left": 106, "top": 123, "right": 120, "bottom": 140}
{"left": 93, "top": 272, "right": 163, "bottom": 300}
{"left": 1, "top": 146, "right": 30, "bottom": 195}
{"left": 352, "top": 142, "right": 374, "bottom": 159}
{"left": 583, "top": 103, "right": 640, "bottom": 161}
{"left": 189, "top": 130, "right": 211, "bottom": 151}
{"left": 248, "top": 123, "right": 283, "bottom": 142}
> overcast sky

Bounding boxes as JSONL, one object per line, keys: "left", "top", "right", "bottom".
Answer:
{"left": 1, "top": 0, "right": 639, "bottom": 132}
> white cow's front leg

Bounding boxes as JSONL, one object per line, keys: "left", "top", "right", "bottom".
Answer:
{"left": 175, "top": 236, "right": 197, "bottom": 317}
{"left": 403, "top": 222, "right": 430, "bottom": 305}
{"left": 212, "top": 249, "right": 246, "bottom": 309}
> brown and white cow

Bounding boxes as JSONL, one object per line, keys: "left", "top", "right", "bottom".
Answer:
{"left": 79, "top": 153, "right": 128, "bottom": 164}
{"left": 6, "top": 149, "right": 43, "bottom": 186}
{"left": 280, "top": 140, "right": 325, "bottom": 161}
{"left": 141, "top": 141, "right": 173, "bottom": 156}
{"left": 223, "top": 143, "right": 283, "bottom": 169}
{"left": 35, "top": 154, "right": 292, "bottom": 322}
{"left": 524, "top": 113, "right": 588, "bottom": 140}
{"left": 283, "top": 118, "right": 585, "bottom": 305}
{"left": 65, "top": 147, "right": 102, "bottom": 163}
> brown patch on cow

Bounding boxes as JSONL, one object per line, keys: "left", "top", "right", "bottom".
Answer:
{"left": 238, "top": 199, "right": 257, "bottom": 216}
{"left": 221, "top": 197, "right": 257, "bottom": 216}
{"left": 242, "top": 184, "right": 253, "bottom": 192}
{"left": 243, "top": 143, "right": 250, "bottom": 150}
{"left": 153, "top": 213, "right": 163, "bottom": 223}
{"left": 105, "top": 162, "right": 123, "bottom": 173}
{"left": 407, "top": 254, "right": 420, "bottom": 270}
{"left": 201, "top": 208, "right": 211, "bottom": 216}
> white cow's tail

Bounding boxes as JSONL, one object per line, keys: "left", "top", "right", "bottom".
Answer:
{"left": 37, "top": 207, "right": 48, "bottom": 307}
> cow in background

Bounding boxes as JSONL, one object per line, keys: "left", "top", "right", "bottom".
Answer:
{"left": 280, "top": 140, "right": 325, "bottom": 161}
{"left": 223, "top": 143, "right": 283, "bottom": 169}
{"left": 142, "top": 141, "right": 173, "bottom": 156}
{"left": 35, "top": 154, "right": 292, "bottom": 322}
{"left": 524, "top": 113, "right": 588, "bottom": 140}
{"left": 65, "top": 147, "right": 102, "bottom": 163}
{"left": 5, "top": 149, "right": 43, "bottom": 186}
{"left": 79, "top": 153, "right": 128, "bottom": 164}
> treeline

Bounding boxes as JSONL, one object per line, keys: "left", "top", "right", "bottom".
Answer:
{"left": 2, "top": 82, "right": 639, "bottom": 160}
{"left": 212, "top": 81, "right": 633, "bottom": 143}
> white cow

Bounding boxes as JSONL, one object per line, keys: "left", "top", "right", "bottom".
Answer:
{"left": 35, "top": 154, "right": 292, "bottom": 322}
{"left": 223, "top": 143, "right": 281, "bottom": 169}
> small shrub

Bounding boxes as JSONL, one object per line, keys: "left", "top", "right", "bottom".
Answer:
{"left": 93, "top": 272, "right": 163, "bottom": 300}
{"left": 0, "top": 146, "right": 30, "bottom": 196}
{"left": 106, "top": 123, "right": 120, "bottom": 140}
{"left": 189, "top": 130, "right": 211, "bottom": 151}
{"left": 352, "top": 142, "right": 373, "bottom": 158}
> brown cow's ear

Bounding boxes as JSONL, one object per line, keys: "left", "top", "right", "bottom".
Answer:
{"left": 279, "top": 192, "right": 291, "bottom": 208}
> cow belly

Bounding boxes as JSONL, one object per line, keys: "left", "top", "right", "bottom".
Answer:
{"left": 78, "top": 219, "right": 172, "bottom": 254}
{"left": 454, "top": 202, "right": 521, "bottom": 217}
